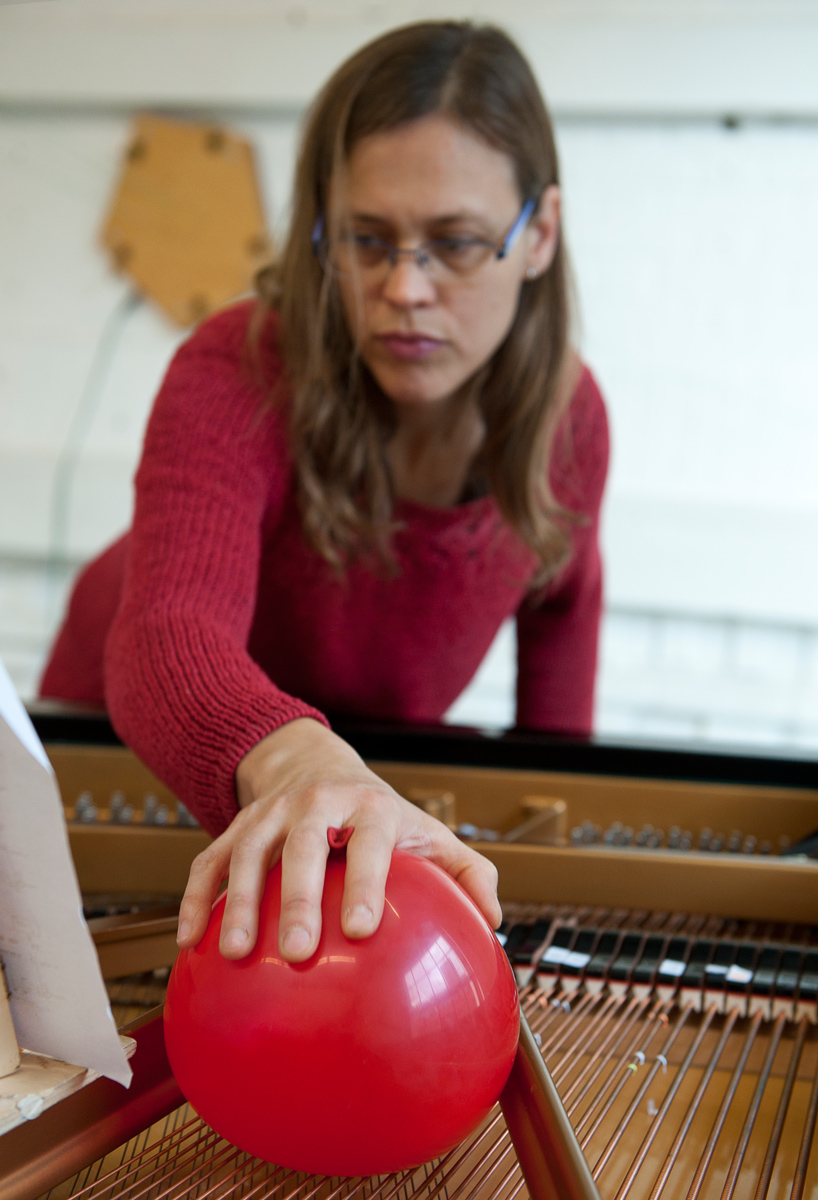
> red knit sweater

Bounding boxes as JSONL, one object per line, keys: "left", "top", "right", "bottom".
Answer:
{"left": 41, "top": 303, "right": 609, "bottom": 838}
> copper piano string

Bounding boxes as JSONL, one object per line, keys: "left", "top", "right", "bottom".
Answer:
{"left": 567, "top": 1000, "right": 666, "bottom": 1126}
{"left": 503, "top": 904, "right": 818, "bottom": 1200}
{"left": 610, "top": 1004, "right": 718, "bottom": 1200}
{"left": 575, "top": 1005, "right": 674, "bottom": 1148}
{"left": 644, "top": 1007, "right": 740, "bottom": 1200}
{"left": 559, "top": 999, "right": 643, "bottom": 1097}
{"left": 753, "top": 1016, "right": 811, "bottom": 1200}
{"left": 556, "top": 997, "right": 646, "bottom": 1098}
{"left": 21, "top": 900, "right": 818, "bottom": 1200}
{"left": 682, "top": 1010, "right": 765, "bottom": 1200}
{"left": 719, "top": 1014, "right": 787, "bottom": 1200}
{"left": 791, "top": 1060, "right": 818, "bottom": 1200}
{"left": 590, "top": 1003, "right": 696, "bottom": 1181}
{"left": 551, "top": 996, "right": 627, "bottom": 1079}
{"left": 45, "top": 1099, "right": 528, "bottom": 1200}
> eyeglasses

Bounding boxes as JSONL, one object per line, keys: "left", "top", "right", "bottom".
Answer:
{"left": 311, "top": 198, "right": 536, "bottom": 282}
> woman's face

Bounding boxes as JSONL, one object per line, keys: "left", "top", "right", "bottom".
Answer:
{"left": 332, "top": 113, "right": 560, "bottom": 413}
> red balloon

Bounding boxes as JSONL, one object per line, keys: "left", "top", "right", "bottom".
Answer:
{"left": 164, "top": 840, "right": 519, "bottom": 1177}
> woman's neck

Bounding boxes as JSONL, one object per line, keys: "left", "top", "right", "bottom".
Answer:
{"left": 386, "top": 392, "right": 485, "bottom": 508}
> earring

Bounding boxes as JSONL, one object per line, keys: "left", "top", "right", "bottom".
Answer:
{"left": 525, "top": 266, "right": 538, "bottom": 280}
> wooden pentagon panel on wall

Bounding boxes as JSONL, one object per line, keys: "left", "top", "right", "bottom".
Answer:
{"left": 100, "top": 114, "right": 271, "bottom": 327}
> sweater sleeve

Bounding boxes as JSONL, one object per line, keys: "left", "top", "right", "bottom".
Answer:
{"left": 515, "top": 367, "right": 610, "bottom": 736}
{"left": 104, "top": 305, "right": 328, "bottom": 838}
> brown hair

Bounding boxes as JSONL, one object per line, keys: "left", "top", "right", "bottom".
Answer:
{"left": 254, "top": 20, "right": 576, "bottom": 582}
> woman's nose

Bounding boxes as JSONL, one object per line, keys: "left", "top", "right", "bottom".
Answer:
{"left": 380, "top": 253, "right": 437, "bottom": 306}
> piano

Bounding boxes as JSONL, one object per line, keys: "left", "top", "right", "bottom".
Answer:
{"left": 2, "top": 705, "right": 816, "bottom": 1200}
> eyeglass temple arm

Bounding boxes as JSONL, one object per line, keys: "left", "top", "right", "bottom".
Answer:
{"left": 497, "top": 197, "right": 537, "bottom": 259}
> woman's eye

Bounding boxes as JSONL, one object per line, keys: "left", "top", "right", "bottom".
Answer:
{"left": 437, "top": 237, "right": 478, "bottom": 254}
{"left": 433, "top": 237, "right": 490, "bottom": 270}
{"left": 351, "top": 235, "right": 389, "bottom": 265}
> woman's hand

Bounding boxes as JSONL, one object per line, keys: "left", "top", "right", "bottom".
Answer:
{"left": 176, "top": 717, "right": 501, "bottom": 962}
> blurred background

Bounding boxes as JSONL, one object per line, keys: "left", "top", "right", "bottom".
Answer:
{"left": 1, "top": 0, "right": 816, "bottom": 750}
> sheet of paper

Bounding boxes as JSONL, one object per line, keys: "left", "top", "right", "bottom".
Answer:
{"left": 0, "top": 658, "right": 131, "bottom": 1087}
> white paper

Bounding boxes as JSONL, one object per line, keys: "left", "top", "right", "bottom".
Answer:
{"left": 541, "top": 946, "right": 591, "bottom": 969}
{"left": 0, "top": 660, "right": 131, "bottom": 1087}
{"left": 658, "top": 958, "right": 687, "bottom": 977}
{"left": 565, "top": 951, "right": 591, "bottom": 969}
{"left": 0, "top": 660, "right": 51, "bottom": 774}
{"left": 726, "top": 964, "right": 754, "bottom": 985}
{"left": 542, "top": 945, "right": 570, "bottom": 965}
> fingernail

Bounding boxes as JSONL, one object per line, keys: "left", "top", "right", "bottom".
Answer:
{"left": 282, "top": 926, "right": 311, "bottom": 957}
{"left": 223, "top": 926, "right": 249, "bottom": 952}
{"left": 345, "top": 904, "right": 374, "bottom": 936}
{"left": 177, "top": 920, "right": 191, "bottom": 945}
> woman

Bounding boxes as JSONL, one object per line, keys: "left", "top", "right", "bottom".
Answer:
{"left": 41, "top": 21, "right": 608, "bottom": 965}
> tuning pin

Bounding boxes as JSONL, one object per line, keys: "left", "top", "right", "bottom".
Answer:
{"left": 667, "top": 826, "right": 681, "bottom": 850}
{"left": 709, "top": 833, "right": 725, "bottom": 853}
{"left": 110, "top": 791, "right": 134, "bottom": 824}
{"left": 141, "top": 793, "right": 169, "bottom": 826}
{"left": 636, "top": 823, "right": 653, "bottom": 847}
{"left": 698, "top": 828, "right": 712, "bottom": 851}
{"left": 647, "top": 829, "right": 664, "bottom": 849}
{"left": 571, "top": 826, "right": 584, "bottom": 846}
{"left": 74, "top": 791, "right": 98, "bottom": 823}
{"left": 578, "top": 820, "right": 596, "bottom": 844}
{"left": 176, "top": 801, "right": 199, "bottom": 828}
{"left": 759, "top": 840, "right": 772, "bottom": 855}
{"left": 680, "top": 831, "right": 693, "bottom": 851}
{"left": 727, "top": 830, "right": 742, "bottom": 853}
{"left": 455, "top": 823, "right": 481, "bottom": 841}
{"left": 621, "top": 826, "right": 634, "bottom": 846}
{"left": 741, "top": 835, "right": 757, "bottom": 854}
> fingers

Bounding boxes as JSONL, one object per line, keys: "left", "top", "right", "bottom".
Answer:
{"left": 177, "top": 838, "right": 232, "bottom": 949}
{"left": 424, "top": 829, "right": 503, "bottom": 929}
{"left": 180, "top": 767, "right": 502, "bottom": 978}
{"left": 219, "top": 823, "right": 282, "bottom": 959}
{"left": 340, "top": 821, "right": 395, "bottom": 939}
{"left": 278, "top": 822, "right": 331, "bottom": 962}
{"left": 451, "top": 853, "right": 503, "bottom": 929}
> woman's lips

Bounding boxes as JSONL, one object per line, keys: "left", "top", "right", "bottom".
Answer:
{"left": 378, "top": 333, "right": 444, "bottom": 361}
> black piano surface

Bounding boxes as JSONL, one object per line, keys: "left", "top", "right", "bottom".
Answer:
{"left": 28, "top": 699, "right": 818, "bottom": 791}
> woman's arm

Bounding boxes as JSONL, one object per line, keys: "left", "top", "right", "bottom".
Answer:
{"left": 104, "top": 305, "right": 500, "bottom": 955}
{"left": 103, "top": 305, "right": 324, "bottom": 837}
{"left": 516, "top": 366, "right": 610, "bottom": 734}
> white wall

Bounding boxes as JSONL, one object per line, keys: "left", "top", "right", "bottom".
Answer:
{"left": 1, "top": 0, "right": 817, "bottom": 748}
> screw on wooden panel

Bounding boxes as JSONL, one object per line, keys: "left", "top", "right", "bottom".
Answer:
{"left": 246, "top": 233, "right": 271, "bottom": 258}
{"left": 111, "top": 243, "right": 133, "bottom": 270}
{"left": 205, "top": 129, "right": 226, "bottom": 153}
{"left": 127, "top": 139, "right": 147, "bottom": 163}
{"left": 188, "top": 294, "right": 210, "bottom": 321}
